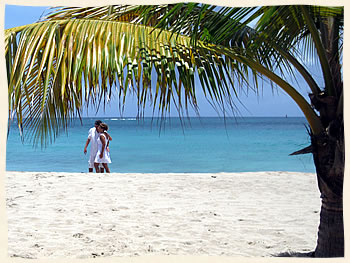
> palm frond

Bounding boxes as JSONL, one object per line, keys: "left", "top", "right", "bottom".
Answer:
{"left": 6, "top": 18, "right": 250, "bottom": 145}
{"left": 6, "top": 4, "right": 343, "bottom": 144}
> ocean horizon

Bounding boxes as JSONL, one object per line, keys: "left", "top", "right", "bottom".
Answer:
{"left": 6, "top": 117, "right": 315, "bottom": 173}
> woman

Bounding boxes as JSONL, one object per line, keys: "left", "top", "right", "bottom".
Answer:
{"left": 94, "top": 123, "right": 112, "bottom": 173}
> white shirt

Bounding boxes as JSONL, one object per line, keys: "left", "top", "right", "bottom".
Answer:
{"left": 88, "top": 127, "right": 100, "bottom": 155}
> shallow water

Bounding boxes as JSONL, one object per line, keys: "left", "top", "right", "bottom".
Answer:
{"left": 6, "top": 117, "right": 315, "bottom": 173}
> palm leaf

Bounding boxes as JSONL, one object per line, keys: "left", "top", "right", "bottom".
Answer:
{"left": 7, "top": 4, "right": 342, "bottom": 143}
{"left": 6, "top": 18, "right": 245, "bottom": 144}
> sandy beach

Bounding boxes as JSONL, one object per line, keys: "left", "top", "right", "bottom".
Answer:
{"left": 5, "top": 171, "right": 321, "bottom": 259}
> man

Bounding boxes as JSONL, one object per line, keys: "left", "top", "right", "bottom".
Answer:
{"left": 84, "top": 120, "right": 112, "bottom": 172}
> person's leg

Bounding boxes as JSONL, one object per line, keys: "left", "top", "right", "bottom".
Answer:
{"left": 98, "top": 163, "right": 105, "bottom": 173}
{"left": 94, "top": 163, "right": 100, "bottom": 173}
{"left": 89, "top": 153, "right": 96, "bottom": 173}
{"left": 102, "top": 163, "right": 110, "bottom": 173}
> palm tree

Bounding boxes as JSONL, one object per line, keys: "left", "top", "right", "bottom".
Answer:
{"left": 5, "top": 4, "right": 344, "bottom": 257}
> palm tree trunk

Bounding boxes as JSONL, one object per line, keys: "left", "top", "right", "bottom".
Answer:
{"left": 311, "top": 15, "right": 345, "bottom": 257}
{"left": 315, "top": 199, "right": 343, "bottom": 257}
{"left": 311, "top": 121, "right": 344, "bottom": 257}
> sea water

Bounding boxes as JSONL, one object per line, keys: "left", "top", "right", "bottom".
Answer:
{"left": 6, "top": 117, "right": 315, "bottom": 173}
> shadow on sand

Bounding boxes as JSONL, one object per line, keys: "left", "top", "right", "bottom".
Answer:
{"left": 274, "top": 251, "right": 314, "bottom": 257}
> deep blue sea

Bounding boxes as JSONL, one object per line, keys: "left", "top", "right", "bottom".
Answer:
{"left": 6, "top": 117, "right": 315, "bottom": 173}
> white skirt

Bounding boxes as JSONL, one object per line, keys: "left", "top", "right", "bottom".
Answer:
{"left": 94, "top": 150, "right": 111, "bottom": 164}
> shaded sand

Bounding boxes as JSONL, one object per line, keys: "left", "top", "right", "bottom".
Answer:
{"left": 5, "top": 171, "right": 320, "bottom": 259}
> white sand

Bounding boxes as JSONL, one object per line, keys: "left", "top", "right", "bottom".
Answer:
{"left": 5, "top": 171, "right": 321, "bottom": 259}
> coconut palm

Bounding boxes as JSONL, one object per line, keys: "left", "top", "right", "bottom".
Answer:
{"left": 5, "top": 4, "right": 344, "bottom": 257}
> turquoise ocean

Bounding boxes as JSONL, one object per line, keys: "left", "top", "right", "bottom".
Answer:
{"left": 6, "top": 117, "right": 315, "bottom": 173}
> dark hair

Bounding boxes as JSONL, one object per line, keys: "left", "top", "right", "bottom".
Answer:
{"left": 94, "top": 120, "right": 102, "bottom": 126}
{"left": 99, "top": 123, "right": 109, "bottom": 131}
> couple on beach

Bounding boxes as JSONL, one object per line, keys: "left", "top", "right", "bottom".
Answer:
{"left": 84, "top": 120, "right": 112, "bottom": 173}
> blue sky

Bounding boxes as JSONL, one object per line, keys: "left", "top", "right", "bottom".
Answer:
{"left": 4, "top": 4, "right": 319, "bottom": 118}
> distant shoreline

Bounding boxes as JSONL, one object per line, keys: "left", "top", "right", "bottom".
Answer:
{"left": 5, "top": 170, "right": 316, "bottom": 175}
